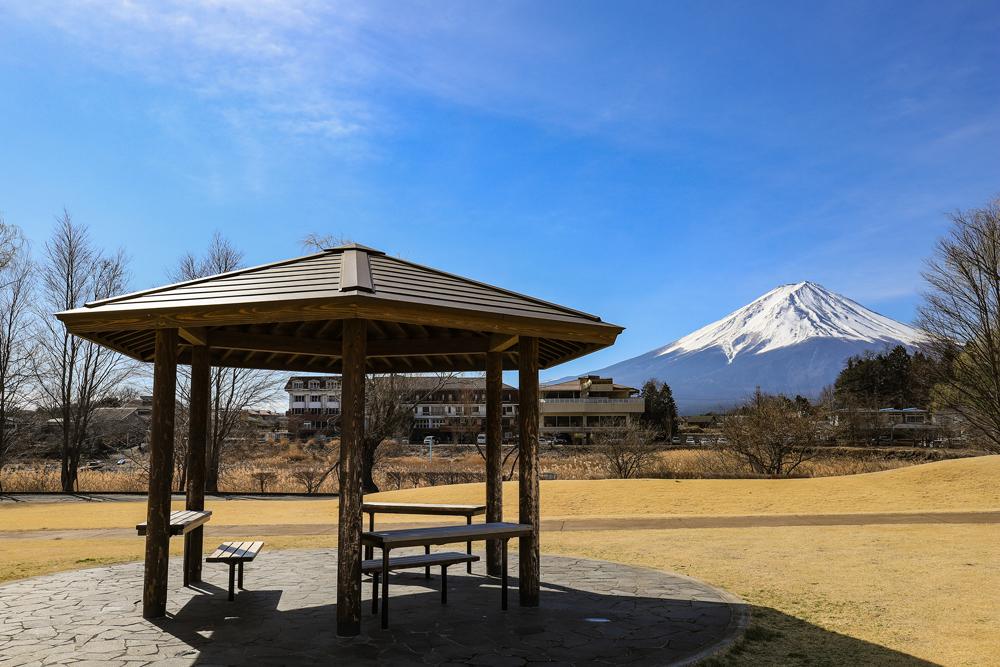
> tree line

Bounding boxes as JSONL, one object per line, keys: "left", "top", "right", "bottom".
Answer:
{"left": 0, "top": 212, "right": 277, "bottom": 493}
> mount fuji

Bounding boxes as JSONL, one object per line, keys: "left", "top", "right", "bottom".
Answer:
{"left": 577, "top": 282, "right": 927, "bottom": 413}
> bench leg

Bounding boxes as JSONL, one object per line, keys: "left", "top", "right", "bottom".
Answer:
{"left": 501, "top": 539, "right": 508, "bottom": 611}
{"left": 424, "top": 545, "right": 431, "bottom": 579}
{"left": 365, "top": 512, "right": 374, "bottom": 561}
{"left": 371, "top": 572, "right": 379, "bottom": 615}
{"left": 466, "top": 515, "right": 473, "bottom": 573}
{"left": 183, "top": 535, "right": 191, "bottom": 587}
{"left": 441, "top": 565, "right": 447, "bottom": 605}
{"left": 228, "top": 563, "right": 235, "bottom": 602}
{"left": 381, "top": 549, "right": 390, "bottom": 630}
{"left": 238, "top": 561, "right": 244, "bottom": 590}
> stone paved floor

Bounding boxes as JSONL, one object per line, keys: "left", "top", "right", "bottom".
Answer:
{"left": 0, "top": 551, "right": 745, "bottom": 666}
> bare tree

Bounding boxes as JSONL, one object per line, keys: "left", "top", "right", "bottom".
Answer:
{"left": 362, "top": 373, "right": 454, "bottom": 493}
{"left": 918, "top": 197, "right": 1000, "bottom": 453}
{"left": 291, "top": 461, "right": 339, "bottom": 494}
{"left": 171, "top": 232, "right": 278, "bottom": 492}
{"left": 718, "top": 389, "right": 820, "bottom": 476}
{"left": 35, "top": 211, "right": 137, "bottom": 492}
{"left": 0, "top": 219, "right": 33, "bottom": 493}
{"left": 593, "top": 421, "right": 660, "bottom": 479}
{"left": 301, "top": 233, "right": 350, "bottom": 252}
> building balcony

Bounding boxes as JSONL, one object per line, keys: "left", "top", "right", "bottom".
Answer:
{"left": 540, "top": 397, "right": 644, "bottom": 415}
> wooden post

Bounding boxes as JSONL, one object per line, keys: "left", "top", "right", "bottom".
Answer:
{"left": 485, "top": 351, "right": 503, "bottom": 576}
{"left": 143, "top": 328, "right": 178, "bottom": 619}
{"left": 337, "top": 318, "right": 366, "bottom": 636}
{"left": 184, "top": 344, "right": 210, "bottom": 586}
{"left": 517, "top": 336, "right": 540, "bottom": 606}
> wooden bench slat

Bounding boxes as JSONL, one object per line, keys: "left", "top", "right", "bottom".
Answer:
{"left": 206, "top": 540, "right": 264, "bottom": 563}
{"left": 363, "top": 502, "right": 487, "bottom": 517}
{"left": 136, "top": 509, "right": 211, "bottom": 536}
{"left": 361, "top": 551, "right": 479, "bottom": 574}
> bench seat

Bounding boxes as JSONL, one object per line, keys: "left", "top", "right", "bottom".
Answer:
{"left": 365, "top": 551, "right": 479, "bottom": 613}
{"left": 207, "top": 541, "right": 264, "bottom": 600}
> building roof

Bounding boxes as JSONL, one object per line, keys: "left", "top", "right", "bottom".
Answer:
{"left": 284, "top": 376, "right": 342, "bottom": 391}
{"left": 56, "top": 244, "right": 623, "bottom": 373}
{"left": 284, "top": 374, "right": 514, "bottom": 393}
{"left": 540, "top": 376, "right": 638, "bottom": 393}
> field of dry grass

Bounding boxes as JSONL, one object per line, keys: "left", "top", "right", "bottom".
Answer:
{"left": 1, "top": 456, "right": 997, "bottom": 665}
{"left": 0, "top": 445, "right": 945, "bottom": 494}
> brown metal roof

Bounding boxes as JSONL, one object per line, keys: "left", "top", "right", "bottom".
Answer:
{"left": 57, "top": 243, "right": 623, "bottom": 373}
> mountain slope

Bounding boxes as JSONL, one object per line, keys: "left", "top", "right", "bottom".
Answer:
{"left": 581, "top": 282, "right": 926, "bottom": 413}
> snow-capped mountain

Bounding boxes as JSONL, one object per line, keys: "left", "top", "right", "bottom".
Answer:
{"left": 577, "top": 282, "right": 927, "bottom": 413}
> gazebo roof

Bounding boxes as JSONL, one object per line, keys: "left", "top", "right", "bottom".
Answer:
{"left": 56, "top": 243, "right": 623, "bottom": 373}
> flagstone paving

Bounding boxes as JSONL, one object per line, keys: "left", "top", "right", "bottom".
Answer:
{"left": 0, "top": 551, "right": 746, "bottom": 666}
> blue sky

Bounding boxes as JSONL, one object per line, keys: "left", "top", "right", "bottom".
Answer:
{"left": 1, "top": 1, "right": 998, "bottom": 380}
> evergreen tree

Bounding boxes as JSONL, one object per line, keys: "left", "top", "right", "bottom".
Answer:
{"left": 640, "top": 379, "right": 678, "bottom": 439}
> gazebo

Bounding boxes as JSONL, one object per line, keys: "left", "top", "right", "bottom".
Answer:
{"left": 56, "top": 243, "right": 623, "bottom": 636}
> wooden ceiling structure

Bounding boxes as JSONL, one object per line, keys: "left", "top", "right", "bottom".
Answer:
{"left": 56, "top": 243, "right": 623, "bottom": 637}
{"left": 57, "top": 243, "right": 623, "bottom": 373}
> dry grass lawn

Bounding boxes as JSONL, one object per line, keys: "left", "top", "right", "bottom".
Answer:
{"left": 3, "top": 455, "right": 997, "bottom": 532}
{"left": 1, "top": 455, "right": 997, "bottom": 665}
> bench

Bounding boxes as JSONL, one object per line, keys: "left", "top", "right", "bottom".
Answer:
{"left": 206, "top": 541, "right": 264, "bottom": 601}
{"left": 362, "top": 552, "right": 479, "bottom": 615}
{"left": 136, "top": 510, "right": 213, "bottom": 586}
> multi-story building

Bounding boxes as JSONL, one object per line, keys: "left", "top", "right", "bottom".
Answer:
{"left": 283, "top": 374, "right": 642, "bottom": 444}
{"left": 283, "top": 375, "right": 519, "bottom": 443}
{"left": 539, "top": 375, "right": 645, "bottom": 444}
{"left": 285, "top": 376, "right": 342, "bottom": 439}
{"left": 410, "top": 377, "right": 519, "bottom": 444}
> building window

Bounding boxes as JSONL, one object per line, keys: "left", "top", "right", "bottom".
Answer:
{"left": 292, "top": 408, "right": 304, "bottom": 415}
{"left": 310, "top": 395, "right": 321, "bottom": 403}
{"left": 293, "top": 395, "right": 305, "bottom": 403}
{"left": 292, "top": 381, "right": 303, "bottom": 389}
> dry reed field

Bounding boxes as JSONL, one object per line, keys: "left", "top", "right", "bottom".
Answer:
{"left": 0, "top": 442, "right": 950, "bottom": 494}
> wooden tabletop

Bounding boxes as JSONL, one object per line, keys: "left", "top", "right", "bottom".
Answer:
{"left": 361, "top": 521, "right": 533, "bottom": 549}
{"left": 136, "top": 510, "right": 212, "bottom": 537}
{"left": 362, "top": 502, "right": 487, "bottom": 517}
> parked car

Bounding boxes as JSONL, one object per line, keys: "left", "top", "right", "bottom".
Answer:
{"left": 553, "top": 434, "right": 570, "bottom": 445}
{"left": 476, "top": 433, "right": 487, "bottom": 445}
{"left": 538, "top": 436, "right": 555, "bottom": 446}
{"left": 671, "top": 436, "right": 681, "bottom": 444}
{"left": 685, "top": 436, "right": 696, "bottom": 445}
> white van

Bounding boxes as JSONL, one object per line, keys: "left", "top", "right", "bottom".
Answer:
{"left": 476, "top": 433, "right": 487, "bottom": 445}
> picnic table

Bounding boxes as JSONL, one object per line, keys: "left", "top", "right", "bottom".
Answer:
{"left": 361, "top": 521, "right": 533, "bottom": 629}
{"left": 362, "top": 502, "right": 487, "bottom": 572}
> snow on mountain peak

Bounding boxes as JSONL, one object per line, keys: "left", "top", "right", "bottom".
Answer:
{"left": 657, "top": 281, "right": 926, "bottom": 363}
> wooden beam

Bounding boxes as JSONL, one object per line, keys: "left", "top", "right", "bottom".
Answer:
{"left": 206, "top": 330, "right": 490, "bottom": 359}
{"left": 183, "top": 345, "right": 210, "bottom": 586}
{"left": 485, "top": 351, "right": 504, "bottom": 577}
{"left": 517, "top": 336, "right": 540, "bottom": 607}
{"left": 489, "top": 334, "right": 518, "bottom": 353}
{"left": 337, "top": 318, "right": 366, "bottom": 637}
{"left": 178, "top": 327, "right": 208, "bottom": 346}
{"left": 209, "top": 331, "right": 341, "bottom": 358}
{"left": 143, "top": 328, "right": 178, "bottom": 619}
